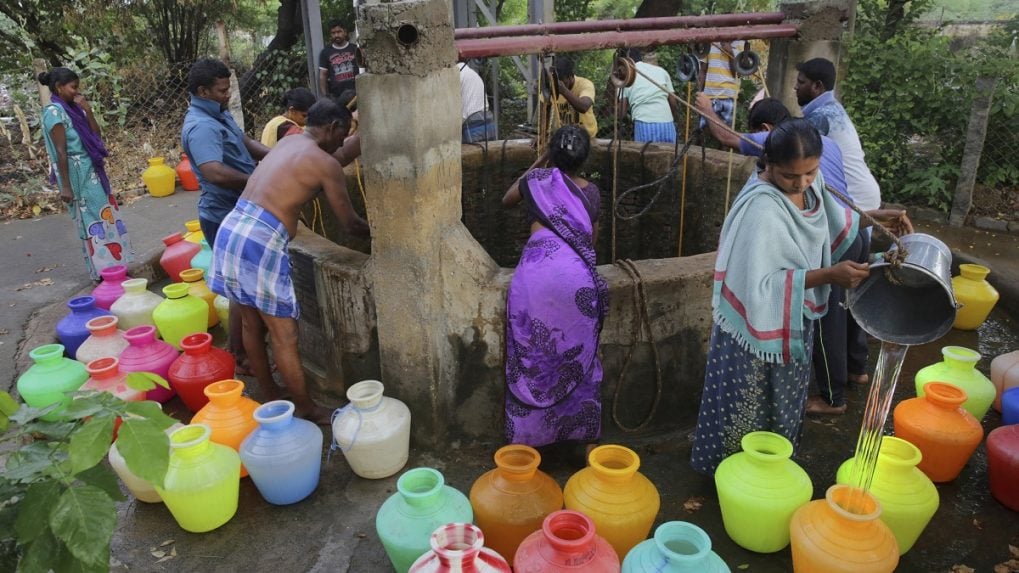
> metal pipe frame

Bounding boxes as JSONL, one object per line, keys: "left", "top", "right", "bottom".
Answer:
{"left": 456, "top": 23, "right": 799, "bottom": 59}
{"left": 454, "top": 11, "right": 786, "bottom": 40}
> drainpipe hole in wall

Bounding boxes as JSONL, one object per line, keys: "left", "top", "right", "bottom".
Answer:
{"left": 397, "top": 24, "right": 419, "bottom": 47}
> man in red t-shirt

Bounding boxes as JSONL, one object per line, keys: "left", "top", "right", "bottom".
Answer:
{"left": 318, "top": 21, "right": 361, "bottom": 98}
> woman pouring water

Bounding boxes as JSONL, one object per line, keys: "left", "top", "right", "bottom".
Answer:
{"left": 690, "top": 119, "right": 911, "bottom": 474}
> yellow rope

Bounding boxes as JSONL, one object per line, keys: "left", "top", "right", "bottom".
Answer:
{"left": 537, "top": 61, "right": 565, "bottom": 155}
{"left": 537, "top": 64, "right": 549, "bottom": 154}
{"left": 355, "top": 158, "right": 368, "bottom": 214}
{"left": 756, "top": 68, "right": 770, "bottom": 97}
{"left": 678, "top": 81, "right": 692, "bottom": 257}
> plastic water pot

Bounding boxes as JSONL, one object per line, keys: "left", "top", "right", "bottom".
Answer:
{"left": 55, "top": 296, "right": 111, "bottom": 359}
{"left": 142, "top": 157, "right": 175, "bottom": 198}
{"left": 332, "top": 379, "right": 411, "bottom": 479}
{"left": 563, "top": 445, "right": 660, "bottom": 559}
{"left": 240, "top": 400, "right": 323, "bottom": 505}
{"left": 16, "top": 344, "right": 88, "bottom": 421}
{"left": 156, "top": 424, "right": 241, "bottom": 532}
{"left": 376, "top": 467, "right": 474, "bottom": 573}
{"left": 110, "top": 278, "right": 163, "bottom": 331}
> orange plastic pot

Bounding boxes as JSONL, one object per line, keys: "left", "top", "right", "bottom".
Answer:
{"left": 175, "top": 153, "right": 200, "bottom": 191}
{"left": 789, "top": 485, "right": 899, "bottom": 573}
{"left": 563, "top": 445, "right": 660, "bottom": 559}
{"left": 893, "top": 382, "right": 983, "bottom": 482}
{"left": 191, "top": 379, "right": 259, "bottom": 477}
{"left": 469, "top": 445, "right": 563, "bottom": 565}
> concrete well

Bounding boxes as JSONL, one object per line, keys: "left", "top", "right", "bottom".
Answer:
{"left": 291, "top": 133, "right": 755, "bottom": 443}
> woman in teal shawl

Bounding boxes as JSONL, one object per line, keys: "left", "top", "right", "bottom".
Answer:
{"left": 38, "top": 67, "right": 132, "bottom": 281}
{"left": 691, "top": 120, "right": 910, "bottom": 474}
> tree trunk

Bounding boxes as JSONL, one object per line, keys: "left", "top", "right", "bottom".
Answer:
{"left": 239, "top": 0, "right": 303, "bottom": 97}
{"left": 635, "top": 0, "right": 682, "bottom": 19}
{"left": 881, "top": 0, "right": 910, "bottom": 40}
{"left": 141, "top": 0, "right": 212, "bottom": 64}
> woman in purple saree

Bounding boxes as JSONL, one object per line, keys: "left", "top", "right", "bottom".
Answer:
{"left": 501, "top": 125, "right": 608, "bottom": 447}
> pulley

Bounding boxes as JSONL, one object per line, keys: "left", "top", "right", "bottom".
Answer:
{"left": 676, "top": 53, "right": 700, "bottom": 83}
{"left": 610, "top": 56, "right": 637, "bottom": 89}
{"left": 735, "top": 41, "right": 760, "bottom": 77}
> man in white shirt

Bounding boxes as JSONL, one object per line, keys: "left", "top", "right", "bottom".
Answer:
{"left": 795, "top": 57, "right": 880, "bottom": 398}
{"left": 795, "top": 57, "right": 882, "bottom": 212}
{"left": 459, "top": 61, "right": 494, "bottom": 143}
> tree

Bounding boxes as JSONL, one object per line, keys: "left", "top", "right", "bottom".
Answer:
{"left": 139, "top": 0, "right": 230, "bottom": 64}
{"left": 0, "top": 1, "right": 77, "bottom": 67}
{"left": 635, "top": 0, "right": 683, "bottom": 18}
{"left": 239, "top": 0, "right": 303, "bottom": 97}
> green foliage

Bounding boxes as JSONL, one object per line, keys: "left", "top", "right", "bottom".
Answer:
{"left": 556, "top": 0, "right": 595, "bottom": 23}
{"left": 62, "top": 41, "right": 129, "bottom": 128}
{"left": 922, "top": 0, "right": 1018, "bottom": 21}
{"left": 899, "top": 161, "right": 960, "bottom": 210}
{"left": 321, "top": 0, "right": 358, "bottom": 33}
{"left": 842, "top": 0, "right": 1019, "bottom": 209}
{"left": 0, "top": 13, "right": 34, "bottom": 70}
{"left": 125, "top": 371, "right": 170, "bottom": 392}
{"left": 0, "top": 389, "right": 177, "bottom": 571}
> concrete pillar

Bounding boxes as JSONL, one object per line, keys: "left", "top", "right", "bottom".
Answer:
{"left": 357, "top": 0, "right": 464, "bottom": 446}
{"left": 766, "top": 0, "right": 854, "bottom": 116}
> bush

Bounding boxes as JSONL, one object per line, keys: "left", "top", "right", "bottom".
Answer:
{"left": 841, "top": 0, "right": 1019, "bottom": 210}
{"left": 0, "top": 375, "right": 177, "bottom": 572}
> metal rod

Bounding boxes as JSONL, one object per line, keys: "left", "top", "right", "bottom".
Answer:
{"left": 457, "top": 24, "right": 798, "bottom": 59}
{"left": 454, "top": 12, "right": 787, "bottom": 40}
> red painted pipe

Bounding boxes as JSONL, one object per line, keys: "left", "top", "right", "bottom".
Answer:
{"left": 454, "top": 12, "right": 786, "bottom": 40}
{"left": 456, "top": 24, "right": 799, "bottom": 59}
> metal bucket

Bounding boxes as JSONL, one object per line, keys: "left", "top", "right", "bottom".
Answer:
{"left": 847, "top": 233, "right": 958, "bottom": 345}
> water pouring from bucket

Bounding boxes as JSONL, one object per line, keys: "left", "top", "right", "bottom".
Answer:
{"left": 844, "top": 232, "right": 958, "bottom": 514}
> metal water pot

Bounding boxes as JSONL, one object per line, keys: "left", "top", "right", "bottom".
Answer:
{"left": 847, "top": 233, "right": 958, "bottom": 346}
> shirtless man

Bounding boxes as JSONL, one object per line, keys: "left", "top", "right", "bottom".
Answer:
{"left": 207, "top": 99, "right": 370, "bottom": 423}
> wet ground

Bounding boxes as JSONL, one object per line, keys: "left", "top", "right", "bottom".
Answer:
{"left": 105, "top": 308, "right": 1019, "bottom": 572}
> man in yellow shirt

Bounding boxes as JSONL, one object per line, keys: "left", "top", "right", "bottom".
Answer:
{"left": 544, "top": 58, "right": 598, "bottom": 139}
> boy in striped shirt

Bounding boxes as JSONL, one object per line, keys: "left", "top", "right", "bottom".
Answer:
{"left": 699, "top": 41, "right": 740, "bottom": 129}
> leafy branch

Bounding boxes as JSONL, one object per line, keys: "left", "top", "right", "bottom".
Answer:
{"left": 0, "top": 382, "right": 177, "bottom": 572}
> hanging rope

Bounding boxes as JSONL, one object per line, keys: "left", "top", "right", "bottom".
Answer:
{"left": 678, "top": 81, "right": 693, "bottom": 257}
{"left": 354, "top": 159, "right": 368, "bottom": 217}
{"left": 611, "top": 258, "right": 664, "bottom": 433}
{"left": 722, "top": 99, "right": 738, "bottom": 217}
{"left": 536, "top": 59, "right": 564, "bottom": 155}
{"left": 755, "top": 68, "right": 770, "bottom": 97}
{"left": 613, "top": 127, "right": 697, "bottom": 221}
{"left": 611, "top": 87, "right": 621, "bottom": 261}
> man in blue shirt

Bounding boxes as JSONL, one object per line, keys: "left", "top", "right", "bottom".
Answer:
{"left": 181, "top": 58, "right": 270, "bottom": 372}
{"left": 795, "top": 58, "right": 881, "bottom": 212}
{"left": 695, "top": 94, "right": 869, "bottom": 416}
{"left": 695, "top": 93, "right": 848, "bottom": 198}
{"left": 181, "top": 58, "right": 269, "bottom": 246}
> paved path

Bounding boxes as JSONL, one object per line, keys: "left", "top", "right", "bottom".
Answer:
{"left": 0, "top": 190, "right": 199, "bottom": 392}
